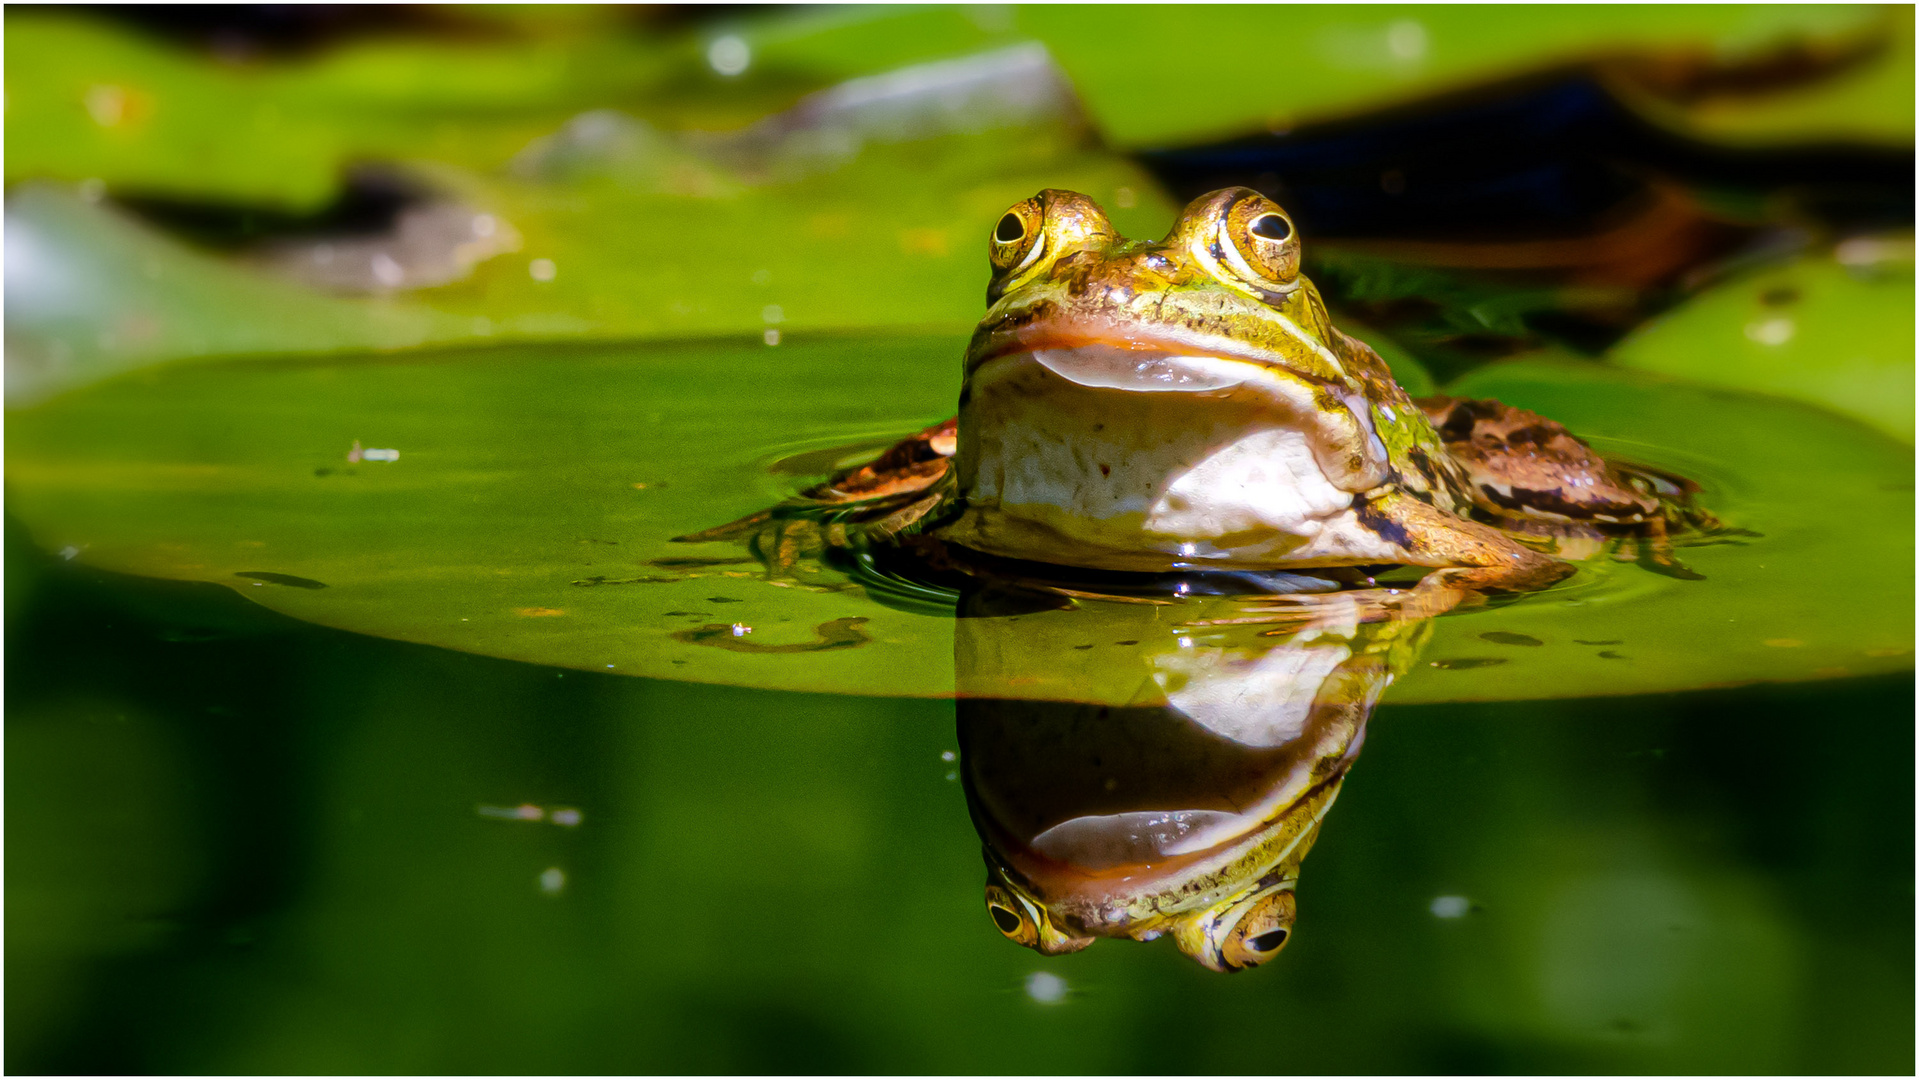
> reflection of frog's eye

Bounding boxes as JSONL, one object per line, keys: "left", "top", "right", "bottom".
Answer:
{"left": 984, "top": 883, "right": 1040, "bottom": 947}
{"left": 988, "top": 198, "right": 1046, "bottom": 280}
{"left": 1217, "top": 888, "right": 1297, "bottom": 970}
{"left": 1222, "top": 195, "right": 1301, "bottom": 292}
{"left": 1247, "top": 928, "right": 1288, "bottom": 952}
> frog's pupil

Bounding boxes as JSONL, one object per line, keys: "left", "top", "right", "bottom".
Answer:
{"left": 995, "top": 213, "right": 1024, "bottom": 243}
{"left": 990, "top": 905, "right": 1022, "bottom": 934}
{"left": 1251, "top": 214, "right": 1291, "bottom": 241}
{"left": 1247, "top": 928, "right": 1289, "bottom": 952}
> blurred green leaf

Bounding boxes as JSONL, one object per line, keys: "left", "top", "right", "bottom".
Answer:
{"left": 2, "top": 14, "right": 689, "bottom": 208}
{"left": 1626, "top": 6, "right": 1915, "bottom": 146}
{"left": 1607, "top": 244, "right": 1915, "bottom": 442}
{"left": 7, "top": 128, "right": 1175, "bottom": 402}
{"left": 1015, "top": 4, "right": 1890, "bottom": 146}
{"left": 4, "top": 184, "right": 478, "bottom": 404}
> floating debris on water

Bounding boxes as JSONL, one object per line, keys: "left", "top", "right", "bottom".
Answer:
{"left": 477, "top": 803, "right": 584, "bottom": 827}
{"left": 539, "top": 867, "right": 566, "bottom": 896}
{"left": 347, "top": 440, "right": 398, "bottom": 463}
{"left": 235, "top": 571, "right": 327, "bottom": 590}
{"left": 1480, "top": 632, "right": 1544, "bottom": 646}
{"left": 1430, "top": 895, "right": 1473, "bottom": 919}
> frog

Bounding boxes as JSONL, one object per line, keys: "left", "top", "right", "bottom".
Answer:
{"left": 678, "top": 186, "right": 1713, "bottom": 613}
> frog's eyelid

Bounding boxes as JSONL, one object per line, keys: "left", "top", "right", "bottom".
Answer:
{"left": 1009, "top": 229, "right": 1047, "bottom": 277}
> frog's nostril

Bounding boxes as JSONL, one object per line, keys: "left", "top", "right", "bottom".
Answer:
{"left": 996, "top": 213, "right": 1025, "bottom": 243}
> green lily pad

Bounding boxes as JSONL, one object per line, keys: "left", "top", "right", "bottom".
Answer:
{"left": 7, "top": 343, "right": 1908, "bottom": 703}
{"left": 1607, "top": 245, "right": 1915, "bottom": 442}
{"left": 1392, "top": 357, "right": 1913, "bottom": 701}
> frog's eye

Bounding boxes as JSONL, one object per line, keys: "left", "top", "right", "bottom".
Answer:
{"left": 1218, "top": 888, "right": 1297, "bottom": 970}
{"left": 1251, "top": 214, "right": 1292, "bottom": 241}
{"left": 984, "top": 883, "right": 1040, "bottom": 947}
{"left": 988, "top": 197, "right": 1046, "bottom": 278}
{"left": 1222, "top": 194, "right": 1301, "bottom": 290}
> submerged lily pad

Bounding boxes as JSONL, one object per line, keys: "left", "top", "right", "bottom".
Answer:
{"left": 1607, "top": 245, "right": 1915, "bottom": 442}
{"left": 6, "top": 342, "right": 1909, "bottom": 703}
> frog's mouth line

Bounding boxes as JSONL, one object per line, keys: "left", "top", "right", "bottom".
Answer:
{"left": 1027, "top": 344, "right": 1268, "bottom": 395}
{"left": 968, "top": 328, "right": 1318, "bottom": 389}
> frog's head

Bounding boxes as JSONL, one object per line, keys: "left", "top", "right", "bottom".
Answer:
{"left": 969, "top": 187, "right": 1320, "bottom": 374}
{"left": 945, "top": 188, "right": 1428, "bottom": 573}
{"left": 974, "top": 769, "right": 1339, "bottom": 973}
{"left": 980, "top": 850, "right": 1299, "bottom": 971}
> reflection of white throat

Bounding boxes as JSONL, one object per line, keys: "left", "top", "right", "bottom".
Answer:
{"left": 1158, "top": 640, "right": 1350, "bottom": 749}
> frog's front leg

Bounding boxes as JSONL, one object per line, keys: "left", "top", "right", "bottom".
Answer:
{"left": 1357, "top": 488, "right": 1574, "bottom": 594}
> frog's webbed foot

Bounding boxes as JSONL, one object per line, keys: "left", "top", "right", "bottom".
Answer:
{"left": 671, "top": 418, "right": 958, "bottom": 579}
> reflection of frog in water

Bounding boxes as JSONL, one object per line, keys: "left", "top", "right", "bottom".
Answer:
{"left": 955, "top": 586, "right": 1429, "bottom": 971}
{"left": 680, "top": 187, "right": 1715, "bottom": 614}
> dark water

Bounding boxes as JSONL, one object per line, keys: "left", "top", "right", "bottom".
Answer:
{"left": 8, "top": 517, "right": 1911, "bottom": 1075}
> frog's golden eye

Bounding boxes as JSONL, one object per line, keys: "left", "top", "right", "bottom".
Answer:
{"left": 1222, "top": 194, "right": 1301, "bottom": 290}
{"left": 988, "top": 197, "right": 1046, "bottom": 278}
{"left": 984, "top": 883, "right": 1040, "bottom": 947}
{"left": 1251, "top": 213, "right": 1292, "bottom": 241}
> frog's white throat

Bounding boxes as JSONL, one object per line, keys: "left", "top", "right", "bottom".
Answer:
{"left": 945, "top": 346, "right": 1398, "bottom": 572}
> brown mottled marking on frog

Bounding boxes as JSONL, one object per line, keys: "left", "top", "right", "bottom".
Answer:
{"left": 1416, "top": 396, "right": 1661, "bottom": 525}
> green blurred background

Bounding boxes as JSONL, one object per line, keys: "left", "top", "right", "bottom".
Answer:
{"left": 6, "top": 4, "right": 1913, "bottom": 1073}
